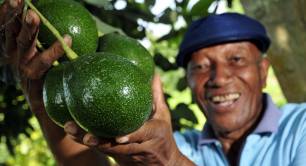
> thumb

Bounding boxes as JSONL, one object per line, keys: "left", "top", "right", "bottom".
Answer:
{"left": 115, "top": 119, "right": 167, "bottom": 144}
{"left": 152, "top": 74, "right": 164, "bottom": 104}
{"left": 151, "top": 74, "right": 171, "bottom": 122}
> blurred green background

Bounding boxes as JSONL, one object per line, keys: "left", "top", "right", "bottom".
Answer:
{"left": 0, "top": 0, "right": 289, "bottom": 165}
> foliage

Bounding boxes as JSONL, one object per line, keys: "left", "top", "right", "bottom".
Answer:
{"left": 0, "top": 0, "right": 286, "bottom": 165}
{"left": 263, "top": 67, "right": 287, "bottom": 106}
{"left": 1, "top": 117, "right": 55, "bottom": 166}
{"left": 190, "top": 0, "right": 215, "bottom": 17}
{"left": 0, "top": 83, "right": 33, "bottom": 155}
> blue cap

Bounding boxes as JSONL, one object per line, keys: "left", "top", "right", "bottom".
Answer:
{"left": 176, "top": 13, "right": 271, "bottom": 67}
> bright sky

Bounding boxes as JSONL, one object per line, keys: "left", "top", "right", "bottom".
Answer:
{"left": 114, "top": 0, "right": 228, "bottom": 48}
{"left": 143, "top": 0, "right": 227, "bottom": 38}
{"left": 146, "top": 0, "right": 199, "bottom": 38}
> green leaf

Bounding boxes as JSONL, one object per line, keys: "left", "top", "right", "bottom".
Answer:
{"left": 157, "top": 28, "right": 184, "bottom": 42}
{"left": 227, "top": 0, "right": 233, "bottom": 7}
{"left": 190, "top": 0, "right": 215, "bottom": 17}
{"left": 226, "top": 0, "right": 244, "bottom": 13}
{"left": 159, "top": 8, "right": 178, "bottom": 24}
{"left": 153, "top": 53, "right": 177, "bottom": 71}
{"left": 145, "top": 0, "right": 155, "bottom": 7}
{"left": 82, "top": 0, "right": 111, "bottom": 8}
{"left": 173, "top": 103, "right": 198, "bottom": 123}
{"left": 91, "top": 15, "right": 125, "bottom": 36}
{"left": 176, "top": 77, "right": 187, "bottom": 91}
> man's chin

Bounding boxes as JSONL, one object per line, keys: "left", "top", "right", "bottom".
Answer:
{"left": 208, "top": 116, "right": 243, "bottom": 134}
{"left": 213, "top": 123, "right": 238, "bottom": 135}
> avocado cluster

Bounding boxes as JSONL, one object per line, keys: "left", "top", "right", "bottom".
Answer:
{"left": 36, "top": 0, "right": 98, "bottom": 56}
{"left": 40, "top": 0, "right": 154, "bottom": 137}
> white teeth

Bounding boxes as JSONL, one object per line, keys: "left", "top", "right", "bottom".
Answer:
{"left": 211, "top": 93, "right": 240, "bottom": 103}
{"left": 218, "top": 100, "right": 234, "bottom": 107}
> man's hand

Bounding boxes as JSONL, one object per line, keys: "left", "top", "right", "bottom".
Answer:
{"left": 0, "top": 0, "right": 70, "bottom": 114}
{"left": 64, "top": 75, "right": 195, "bottom": 166}
{"left": 1, "top": 1, "right": 112, "bottom": 165}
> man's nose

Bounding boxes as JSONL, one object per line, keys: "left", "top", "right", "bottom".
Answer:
{"left": 206, "top": 63, "right": 233, "bottom": 88}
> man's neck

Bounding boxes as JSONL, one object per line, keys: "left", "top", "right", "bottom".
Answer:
{"left": 216, "top": 96, "right": 266, "bottom": 153}
{"left": 212, "top": 114, "right": 261, "bottom": 166}
{"left": 212, "top": 101, "right": 265, "bottom": 166}
{"left": 215, "top": 118, "right": 258, "bottom": 154}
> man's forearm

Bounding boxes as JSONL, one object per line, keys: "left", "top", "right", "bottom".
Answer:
{"left": 33, "top": 106, "right": 111, "bottom": 166}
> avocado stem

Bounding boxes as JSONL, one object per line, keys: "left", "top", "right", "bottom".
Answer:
{"left": 36, "top": 39, "right": 44, "bottom": 50}
{"left": 25, "top": 0, "right": 79, "bottom": 60}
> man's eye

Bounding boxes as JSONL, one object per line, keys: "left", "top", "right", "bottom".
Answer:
{"left": 193, "top": 65, "right": 202, "bottom": 69}
{"left": 231, "top": 56, "right": 241, "bottom": 62}
{"left": 192, "top": 64, "right": 209, "bottom": 72}
{"left": 230, "top": 56, "right": 244, "bottom": 64}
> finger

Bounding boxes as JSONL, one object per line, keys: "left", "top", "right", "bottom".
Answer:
{"left": 21, "top": 35, "right": 71, "bottom": 79}
{"left": 83, "top": 133, "right": 117, "bottom": 149}
{"left": 101, "top": 142, "right": 143, "bottom": 156}
{"left": 83, "top": 133, "right": 99, "bottom": 147}
{"left": 64, "top": 121, "right": 86, "bottom": 144}
{"left": 5, "top": 0, "right": 24, "bottom": 52}
{"left": 115, "top": 119, "right": 168, "bottom": 144}
{"left": 17, "top": 9, "right": 40, "bottom": 63}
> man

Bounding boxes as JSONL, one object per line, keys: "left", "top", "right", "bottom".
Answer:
{"left": 173, "top": 13, "right": 306, "bottom": 166}
{"left": 1, "top": 0, "right": 306, "bottom": 166}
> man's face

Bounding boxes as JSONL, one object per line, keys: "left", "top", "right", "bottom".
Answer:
{"left": 187, "top": 41, "right": 270, "bottom": 133}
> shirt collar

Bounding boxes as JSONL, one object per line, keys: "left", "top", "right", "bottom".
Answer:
{"left": 199, "top": 93, "right": 283, "bottom": 145}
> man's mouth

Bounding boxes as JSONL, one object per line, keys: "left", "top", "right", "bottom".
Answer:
{"left": 208, "top": 93, "right": 241, "bottom": 107}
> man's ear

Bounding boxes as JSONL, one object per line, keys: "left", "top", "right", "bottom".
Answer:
{"left": 259, "top": 57, "right": 270, "bottom": 88}
{"left": 186, "top": 67, "right": 195, "bottom": 90}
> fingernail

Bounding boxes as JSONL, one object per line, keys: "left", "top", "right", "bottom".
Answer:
{"left": 25, "top": 13, "right": 32, "bottom": 24}
{"left": 9, "top": 0, "right": 18, "bottom": 8}
{"left": 116, "top": 136, "right": 129, "bottom": 144}
{"left": 85, "top": 135, "right": 99, "bottom": 146}
{"left": 64, "top": 122, "right": 77, "bottom": 135}
{"left": 63, "top": 34, "right": 72, "bottom": 42}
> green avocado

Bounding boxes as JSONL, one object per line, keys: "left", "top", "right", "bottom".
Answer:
{"left": 98, "top": 33, "right": 154, "bottom": 80}
{"left": 63, "top": 52, "right": 152, "bottom": 138}
{"left": 37, "top": 0, "right": 98, "bottom": 56}
{"left": 43, "top": 63, "right": 73, "bottom": 127}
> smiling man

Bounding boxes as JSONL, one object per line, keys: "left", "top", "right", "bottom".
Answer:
{"left": 173, "top": 13, "right": 306, "bottom": 166}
